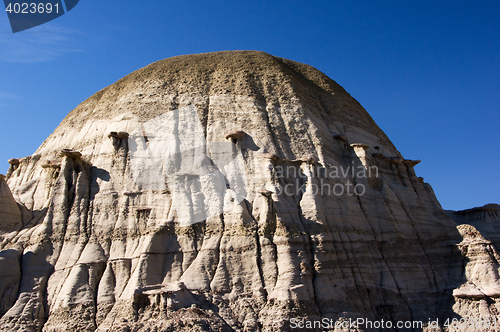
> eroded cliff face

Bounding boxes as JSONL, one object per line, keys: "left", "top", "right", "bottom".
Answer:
{"left": 0, "top": 51, "right": 496, "bottom": 331}
{"left": 445, "top": 205, "right": 500, "bottom": 332}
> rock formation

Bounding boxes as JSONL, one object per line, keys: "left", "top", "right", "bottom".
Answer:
{"left": 0, "top": 51, "right": 498, "bottom": 331}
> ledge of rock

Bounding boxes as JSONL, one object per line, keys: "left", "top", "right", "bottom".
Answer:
{"left": 350, "top": 143, "right": 369, "bottom": 150}
{"left": 224, "top": 130, "right": 246, "bottom": 140}
{"left": 108, "top": 131, "right": 129, "bottom": 139}
{"left": 58, "top": 149, "right": 82, "bottom": 159}
{"left": 40, "top": 160, "right": 61, "bottom": 169}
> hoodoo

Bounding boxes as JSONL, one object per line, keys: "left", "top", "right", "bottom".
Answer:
{"left": 0, "top": 51, "right": 498, "bottom": 331}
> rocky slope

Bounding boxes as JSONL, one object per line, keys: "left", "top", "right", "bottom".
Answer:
{"left": 0, "top": 51, "right": 498, "bottom": 331}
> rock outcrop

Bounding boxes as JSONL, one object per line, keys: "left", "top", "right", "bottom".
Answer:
{"left": 0, "top": 51, "right": 497, "bottom": 331}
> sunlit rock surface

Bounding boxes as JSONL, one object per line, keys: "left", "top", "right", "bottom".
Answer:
{"left": 0, "top": 51, "right": 497, "bottom": 331}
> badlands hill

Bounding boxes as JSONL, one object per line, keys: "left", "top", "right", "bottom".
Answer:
{"left": 0, "top": 51, "right": 499, "bottom": 331}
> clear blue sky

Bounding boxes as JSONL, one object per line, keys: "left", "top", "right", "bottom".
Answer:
{"left": 0, "top": 0, "right": 498, "bottom": 211}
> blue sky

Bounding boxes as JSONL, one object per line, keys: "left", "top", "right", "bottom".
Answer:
{"left": 0, "top": 0, "right": 498, "bottom": 211}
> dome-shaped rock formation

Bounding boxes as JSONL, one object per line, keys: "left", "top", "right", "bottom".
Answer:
{"left": 0, "top": 51, "right": 498, "bottom": 331}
